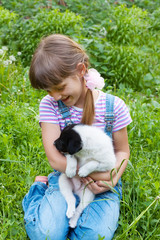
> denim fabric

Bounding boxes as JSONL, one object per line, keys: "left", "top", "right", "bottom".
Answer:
{"left": 22, "top": 171, "right": 122, "bottom": 240}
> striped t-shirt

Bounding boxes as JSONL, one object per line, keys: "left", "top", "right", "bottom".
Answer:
{"left": 39, "top": 90, "right": 132, "bottom": 132}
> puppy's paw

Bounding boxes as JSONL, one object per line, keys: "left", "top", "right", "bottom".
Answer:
{"left": 66, "top": 205, "right": 76, "bottom": 219}
{"left": 65, "top": 155, "right": 77, "bottom": 178}
{"left": 78, "top": 168, "right": 88, "bottom": 177}
{"left": 69, "top": 215, "right": 78, "bottom": 228}
{"left": 66, "top": 167, "right": 77, "bottom": 178}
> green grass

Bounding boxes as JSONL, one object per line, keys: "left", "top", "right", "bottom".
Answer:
{"left": 0, "top": 1, "right": 160, "bottom": 237}
{"left": 114, "top": 89, "right": 160, "bottom": 239}
{"left": 0, "top": 47, "right": 160, "bottom": 239}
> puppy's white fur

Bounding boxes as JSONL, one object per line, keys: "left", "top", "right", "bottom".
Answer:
{"left": 59, "top": 125, "right": 116, "bottom": 228}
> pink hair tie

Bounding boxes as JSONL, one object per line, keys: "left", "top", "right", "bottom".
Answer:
{"left": 84, "top": 68, "right": 105, "bottom": 91}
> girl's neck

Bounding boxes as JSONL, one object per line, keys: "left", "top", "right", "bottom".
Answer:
{"left": 74, "top": 88, "right": 99, "bottom": 109}
{"left": 74, "top": 86, "right": 87, "bottom": 108}
{"left": 92, "top": 89, "right": 99, "bottom": 102}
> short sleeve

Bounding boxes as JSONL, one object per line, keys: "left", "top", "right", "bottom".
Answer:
{"left": 39, "top": 95, "right": 59, "bottom": 125}
{"left": 113, "top": 96, "right": 132, "bottom": 132}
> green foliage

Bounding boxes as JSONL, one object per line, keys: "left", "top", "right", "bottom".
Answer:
{"left": 0, "top": 46, "right": 20, "bottom": 92}
{"left": 0, "top": 48, "right": 49, "bottom": 239}
{"left": 109, "top": 0, "right": 160, "bottom": 12}
{"left": 1, "top": 1, "right": 160, "bottom": 90}
{"left": 131, "top": 0, "right": 160, "bottom": 12}
{"left": 115, "top": 89, "right": 160, "bottom": 239}
{"left": 150, "top": 7, "right": 160, "bottom": 31}
{"left": 69, "top": 3, "right": 160, "bottom": 91}
{"left": 0, "top": 2, "right": 160, "bottom": 237}
{"left": 0, "top": 46, "right": 45, "bottom": 105}
{"left": 103, "top": 5, "right": 151, "bottom": 46}
{"left": 80, "top": 38, "right": 153, "bottom": 90}
{"left": 0, "top": 6, "right": 17, "bottom": 26}
{"left": 0, "top": 102, "right": 50, "bottom": 239}
{"left": 65, "top": 0, "right": 112, "bottom": 24}
{"left": 2, "top": 8, "right": 82, "bottom": 66}
{"left": 1, "top": 0, "right": 46, "bottom": 17}
{"left": 0, "top": 6, "right": 17, "bottom": 46}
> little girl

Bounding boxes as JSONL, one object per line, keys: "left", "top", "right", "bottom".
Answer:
{"left": 22, "top": 34, "right": 132, "bottom": 240}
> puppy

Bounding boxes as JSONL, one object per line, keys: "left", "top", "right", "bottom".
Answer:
{"left": 54, "top": 124, "right": 116, "bottom": 228}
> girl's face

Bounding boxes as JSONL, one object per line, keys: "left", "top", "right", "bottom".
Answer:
{"left": 47, "top": 75, "right": 87, "bottom": 108}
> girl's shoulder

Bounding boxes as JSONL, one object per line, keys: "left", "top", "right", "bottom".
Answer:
{"left": 40, "top": 94, "right": 58, "bottom": 108}
{"left": 97, "top": 91, "right": 128, "bottom": 111}
{"left": 96, "top": 91, "right": 132, "bottom": 131}
{"left": 40, "top": 94, "right": 56, "bottom": 103}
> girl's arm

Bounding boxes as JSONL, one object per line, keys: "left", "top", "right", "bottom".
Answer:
{"left": 82, "top": 127, "right": 130, "bottom": 194}
{"left": 41, "top": 122, "right": 67, "bottom": 172}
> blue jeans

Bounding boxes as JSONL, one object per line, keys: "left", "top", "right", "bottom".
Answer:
{"left": 22, "top": 171, "right": 122, "bottom": 240}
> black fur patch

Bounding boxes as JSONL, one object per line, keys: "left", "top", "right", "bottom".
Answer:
{"left": 54, "top": 124, "right": 82, "bottom": 155}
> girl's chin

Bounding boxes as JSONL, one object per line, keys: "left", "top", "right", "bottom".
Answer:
{"left": 62, "top": 96, "right": 74, "bottom": 106}
{"left": 62, "top": 96, "right": 80, "bottom": 107}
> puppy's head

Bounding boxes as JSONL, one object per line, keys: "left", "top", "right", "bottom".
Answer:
{"left": 54, "top": 124, "right": 82, "bottom": 155}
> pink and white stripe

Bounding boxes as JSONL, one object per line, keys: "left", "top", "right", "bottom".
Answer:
{"left": 39, "top": 91, "right": 132, "bottom": 131}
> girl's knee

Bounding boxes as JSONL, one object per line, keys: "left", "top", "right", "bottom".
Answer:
{"left": 22, "top": 182, "right": 47, "bottom": 213}
{"left": 23, "top": 183, "right": 69, "bottom": 239}
{"left": 69, "top": 195, "right": 120, "bottom": 240}
{"left": 70, "top": 223, "right": 117, "bottom": 240}
{"left": 24, "top": 213, "right": 69, "bottom": 240}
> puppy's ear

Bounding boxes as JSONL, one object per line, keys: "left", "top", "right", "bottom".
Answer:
{"left": 67, "top": 139, "right": 82, "bottom": 155}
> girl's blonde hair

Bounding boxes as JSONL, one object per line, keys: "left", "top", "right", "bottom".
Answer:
{"left": 29, "top": 34, "right": 94, "bottom": 125}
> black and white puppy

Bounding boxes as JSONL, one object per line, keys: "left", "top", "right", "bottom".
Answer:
{"left": 54, "top": 124, "right": 116, "bottom": 228}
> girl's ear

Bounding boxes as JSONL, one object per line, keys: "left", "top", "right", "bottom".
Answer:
{"left": 76, "top": 63, "right": 86, "bottom": 77}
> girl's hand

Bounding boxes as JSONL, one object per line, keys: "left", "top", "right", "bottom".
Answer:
{"left": 81, "top": 176, "right": 117, "bottom": 194}
{"left": 82, "top": 127, "right": 130, "bottom": 194}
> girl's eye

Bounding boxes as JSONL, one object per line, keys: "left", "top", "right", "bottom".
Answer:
{"left": 57, "top": 88, "right": 64, "bottom": 91}
{"left": 46, "top": 85, "right": 65, "bottom": 93}
{"left": 57, "top": 86, "right": 65, "bottom": 91}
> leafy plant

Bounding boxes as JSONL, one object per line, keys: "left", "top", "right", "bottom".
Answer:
{"left": 65, "top": 0, "right": 112, "bottom": 24}
{"left": 150, "top": 7, "right": 160, "bottom": 31}
{"left": 1, "top": 2, "right": 160, "bottom": 91}
{"left": 0, "top": 103, "right": 50, "bottom": 239}
{"left": 102, "top": 5, "right": 151, "bottom": 46}
{"left": 80, "top": 37, "right": 154, "bottom": 90}
{"left": 0, "top": 6, "right": 17, "bottom": 45}
{"left": 0, "top": 6, "right": 17, "bottom": 26}
{"left": 1, "top": 0, "right": 46, "bottom": 17}
{"left": 111, "top": 86, "right": 160, "bottom": 239}
{"left": 109, "top": 0, "right": 160, "bottom": 12}
{"left": 2, "top": 8, "right": 83, "bottom": 66}
{"left": 130, "top": 0, "right": 160, "bottom": 12}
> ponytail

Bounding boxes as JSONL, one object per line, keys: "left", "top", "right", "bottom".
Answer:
{"left": 81, "top": 89, "right": 95, "bottom": 125}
